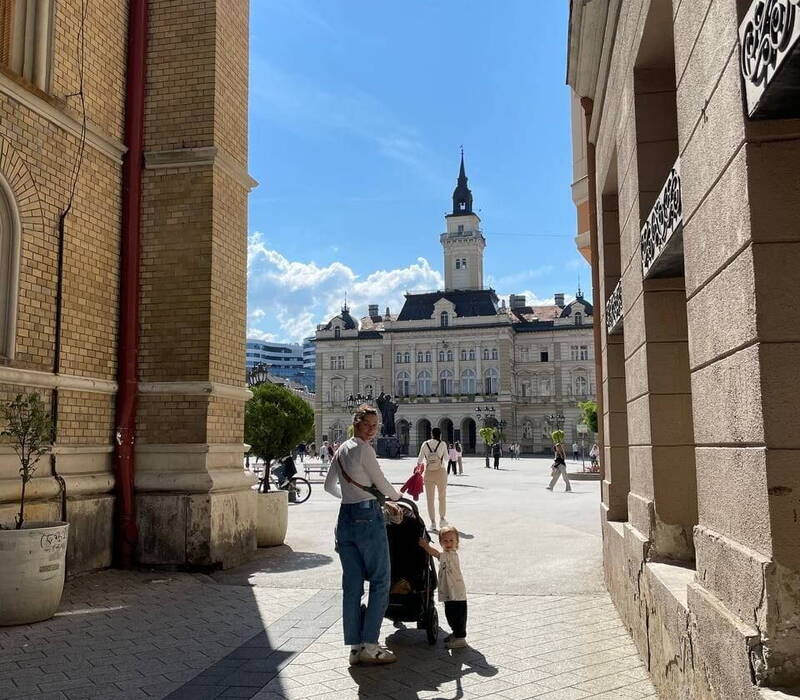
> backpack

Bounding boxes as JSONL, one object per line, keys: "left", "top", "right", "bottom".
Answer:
{"left": 423, "top": 440, "right": 444, "bottom": 470}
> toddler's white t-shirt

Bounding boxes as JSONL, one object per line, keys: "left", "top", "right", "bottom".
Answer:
{"left": 438, "top": 550, "right": 466, "bottom": 602}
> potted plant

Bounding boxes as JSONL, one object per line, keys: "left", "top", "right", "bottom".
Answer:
{"left": 0, "top": 393, "right": 67, "bottom": 626}
{"left": 479, "top": 426, "right": 497, "bottom": 469}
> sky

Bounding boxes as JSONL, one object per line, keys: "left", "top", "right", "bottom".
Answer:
{"left": 246, "top": 0, "right": 588, "bottom": 345}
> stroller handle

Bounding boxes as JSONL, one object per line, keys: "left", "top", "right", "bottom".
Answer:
{"left": 395, "top": 497, "right": 420, "bottom": 518}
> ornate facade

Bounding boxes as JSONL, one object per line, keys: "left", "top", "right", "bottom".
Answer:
{"left": 315, "top": 158, "right": 596, "bottom": 455}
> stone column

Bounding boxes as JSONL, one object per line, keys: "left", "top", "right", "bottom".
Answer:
{"left": 135, "top": 0, "right": 257, "bottom": 569}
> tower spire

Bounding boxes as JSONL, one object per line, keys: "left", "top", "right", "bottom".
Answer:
{"left": 451, "top": 149, "right": 473, "bottom": 215}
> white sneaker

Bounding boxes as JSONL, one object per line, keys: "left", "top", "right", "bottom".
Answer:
{"left": 439, "top": 517, "right": 448, "bottom": 528}
{"left": 359, "top": 644, "right": 397, "bottom": 664}
{"left": 349, "top": 646, "right": 362, "bottom": 665}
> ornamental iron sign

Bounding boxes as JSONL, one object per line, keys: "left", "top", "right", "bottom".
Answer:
{"left": 606, "top": 280, "right": 623, "bottom": 335}
{"left": 740, "top": 0, "right": 800, "bottom": 118}
{"left": 640, "top": 159, "right": 684, "bottom": 279}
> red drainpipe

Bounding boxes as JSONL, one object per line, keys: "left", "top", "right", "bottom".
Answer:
{"left": 114, "top": 0, "right": 148, "bottom": 569}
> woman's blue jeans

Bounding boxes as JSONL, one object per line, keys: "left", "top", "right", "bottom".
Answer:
{"left": 335, "top": 500, "right": 390, "bottom": 646}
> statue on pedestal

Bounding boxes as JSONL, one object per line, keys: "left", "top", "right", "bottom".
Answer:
{"left": 376, "top": 392, "right": 398, "bottom": 437}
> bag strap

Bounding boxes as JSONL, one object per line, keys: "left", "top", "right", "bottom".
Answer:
{"left": 335, "top": 454, "right": 386, "bottom": 504}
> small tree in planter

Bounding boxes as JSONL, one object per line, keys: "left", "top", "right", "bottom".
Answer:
{"left": 1, "top": 393, "right": 53, "bottom": 530}
{"left": 0, "top": 393, "right": 68, "bottom": 626}
{"left": 479, "top": 426, "right": 497, "bottom": 468}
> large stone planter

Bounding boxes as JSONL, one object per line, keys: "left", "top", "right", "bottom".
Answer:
{"left": 0, "top": 522, "right": 69, "bottom": 626}
{"left": 254, "top": 489, "right": 288, "bottom": 547}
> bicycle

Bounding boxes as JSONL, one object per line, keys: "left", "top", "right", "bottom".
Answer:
{"left": 258, "top": 455, "right": 311, "bottom": 504}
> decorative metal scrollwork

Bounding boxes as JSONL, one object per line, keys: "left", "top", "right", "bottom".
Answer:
{"left": 605, "top": 280, "right": 623, "bottom": 335}
{"left": 640, "top": 161, "right": 682, "bottom": 278}
{"left": 740, "top": 0, "right": 800, "bottom": 115}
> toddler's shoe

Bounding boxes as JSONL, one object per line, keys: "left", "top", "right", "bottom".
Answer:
{"left": 445, "top": 637, "right": 468, "bottom": 649}
{"left": 439, "top": 517, "right": 449, "bottom": 528}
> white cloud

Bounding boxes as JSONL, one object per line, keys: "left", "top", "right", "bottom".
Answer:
{"left": 246, "top": 327, "right": 276, "bottom": 342}
{"left": 247, "top": 232, "right": 443, "bottom": 343}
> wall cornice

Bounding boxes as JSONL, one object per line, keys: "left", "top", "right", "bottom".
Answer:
{"left": 138, "top": 381, "right": 252, "bottom": 402}
{"left": 0, "top": 366, "right": 117, "bottom": 394}
{"left": 144, "top": 147, "right": 258, "bottom": 190}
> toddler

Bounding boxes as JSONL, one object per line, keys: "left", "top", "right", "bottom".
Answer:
{"left": 419, "top": 526, "right": 467, "bottom": 648}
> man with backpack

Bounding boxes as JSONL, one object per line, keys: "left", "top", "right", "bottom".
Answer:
{"left": 417, "top": 427, "right": 450, "bottom": 530}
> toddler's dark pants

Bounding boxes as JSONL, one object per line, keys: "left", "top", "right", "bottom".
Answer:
{"left": 444, "top": 600, "right": 468, "bottom": 638}
{"left": 447, "top": 460, "right": 457, "bottom": 475}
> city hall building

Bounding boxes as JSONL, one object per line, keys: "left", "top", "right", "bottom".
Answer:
{"left": 315, "top": 158, "right": 597, "bottom": 455}
{"left": 568, "top": 0, "right": 800, "bottom": 697}
{"left": 0, "top": 0, "right": 255, "bottom": 572}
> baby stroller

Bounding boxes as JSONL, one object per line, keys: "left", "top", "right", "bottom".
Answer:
{"left": 384, "top": 498, "right": 439, "bottom": 644}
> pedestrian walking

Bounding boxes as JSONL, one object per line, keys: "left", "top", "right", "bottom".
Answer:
{"left": 492, "top": 441, "right": 501, "bottom": 469}
{"left": 418, "top": 428, "right": 449, "bottom": 530}
{"left": 418, "top": 526, "right": 468, "bottom": 648}
{"left": 455, "top": 440, "right": 464, "bottom": 475}
{"left": 589, "top": 442, "right": 600, "bottom": 472}
{"left": 572, "top": 441, "right": 579, "bottom": 462}
{"left": 447, "top": 443, "right": 459, "bottom": 476}
{"left": 514, "top": 442, "right": 521, "bottom": 460}
{"left": 324, "top": 404, "right": 403, "bottom": 665}
{"left": 547, "top": 440, "right": 572, "bottom": 492}
{"left": 321, "top": 441, "right": 330, "bottom": 468}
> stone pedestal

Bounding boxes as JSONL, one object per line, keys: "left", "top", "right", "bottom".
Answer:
{"left": 254, "top": 489, "right": 288, "bottom": 547}
{"left": 376, "top": 436, "right": 401, "bottom": 458}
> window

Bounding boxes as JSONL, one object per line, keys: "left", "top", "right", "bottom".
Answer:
{"left": 396, "top": 352, "right": 402, "bottom": 364}
{"left": 461, "top": 258, "right": 467, "bottom": 269}
{"left": 0, "top": 0, "right": 54, "bottom": 92}
{"left": 482, "top": 348, "right": 489, "bottom": 360}
{"left": 334, "top": 326, "right": 341, "bottom": 339}
{"left": 1, "top": 173, "right": 24, "bottom": 358}
{"left": 396, "top": 371, "right": 411, "bottom": 397}
{"left": 575, "top": 312, "right": 582, "bottom": 326}
{"left": 521, "top": 380, "right": 531, "bottom": 397}
{"left": 447, "top": 350, "right": 453, "bottom": 362}
{"left": 570, "top": 345, "right": 579, "bottom": 361}
{"left": 491, "top": 348, "right": 498, "bottom": 360}
{"left": 425, "top": 351, "right": 431, "bottom": 363}
{"left": 440, "top": 311, "right": 449, "bottom": 327}
{"left": 540, "top": 351, "right": 549, "bottom": 363}
{"left": 438, "top": 350, "right": 445, "bottom": 362}
{"left": 460, "top": 349, "right": 467, "bottom": 361}
{"left": 460, "top": 369, "right": 476, "bottom": 394}
{"left": 417, "top": 370, "right": 431, "bottom": 396}
{"left": 403, "top": 352, "right": 411, "bottom": 364}
{"left": 522, "top": 421, "right": 533, "bottom": 439}
{"left": 329, "top": 356, "right": 335, "bottom": 369}
{"left": 331, "top": 383, "right": 343, "bottom": 404}
{"left": 468, "top": 349, "right": 475, "bottom": 360}
{"left": 457, "top": 224, "right": 464, "bottom": 233}
{"left": 417, "top": 351, "right": 423, "bottom": 363}
{"left": 439, "top": 369, "right": 454, "bottom": 396}
{"left": 579, "top": 345, "right": 589, "bottom": 361}
{"left": 575, "top": 375, "right": 588, "bottom": 396}
{"left": 484, "top": 367, "right": 499, "bottom": 394}
{"left": 455, "top": 259, "right": 461, "bottom": 270}
{"left": 363, "top": 383, "right": 374, "bottom": 398}
{"left": 336, "top": 356, "right": 344, "bottom": 369}
{"left": 540, "top": 378, "right": 551, "bottom": 396}
{"left": 364, "top": 354, "right": 373, "bottom": 369}
{"left": 520, "top": 346, "right": 529, "bottom": 361}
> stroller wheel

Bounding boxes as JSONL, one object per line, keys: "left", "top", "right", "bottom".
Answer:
{"left": 426, "top": 607, "right": 438, "bottom": 645}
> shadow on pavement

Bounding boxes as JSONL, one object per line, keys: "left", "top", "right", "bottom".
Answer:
{"left": 347, "top": 627, "right": 497, "bottom": 699}
{"left": 216, "top": 545, "right": 334, "bottom": 578}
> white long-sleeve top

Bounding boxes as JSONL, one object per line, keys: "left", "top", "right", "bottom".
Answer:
{"left": 324, "top": 436, "right": 401, "bottom": 504}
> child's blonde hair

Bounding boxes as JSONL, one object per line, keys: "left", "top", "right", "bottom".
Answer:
{"left": 438, "top": 525, "right": 459, "bottom": 545}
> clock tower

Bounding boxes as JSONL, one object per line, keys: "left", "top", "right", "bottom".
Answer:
{"left": 440, "top": 152, "right": 485, "bottom": 290}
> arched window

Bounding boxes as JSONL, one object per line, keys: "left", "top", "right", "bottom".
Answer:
{"left": 438, "top": 350, "right": 445, "bottom": 362}
{"left": 446, "top": 350, "right": 453, "bottom": 362}
{"left": 425, "top": 351, "right": 431, "bottom": 362}
{"left": 403, "top": 352, "right": 411, "bottom": 364}
{"left": 396, "top": 371, "right": 410, "bottom": 397}
{"left": 455, "top": 259, "right": 461, "bottom": 269}
{"left": 396, "top": 352, "right": 402, "bottom": 364}
{"left": 417, "top": 370, "right": 431, "bottom": 396}
{"left": 439, "top": 369, "right": 454, "bottom": 396}
{"left": 575, "top": 375, "right": 588, "bottom": 396}
{"left": 484, "top": 367, "right": 499, "bottom": 394}
{"left": 482, "top": 348, "right": 489, "bottom": 360}
{"left": 540, "top": 378, "right": 552, "bottom": 396}
{"left": 0, "top": 177, "right": 20, "bottom": 359}
{"left": 334, "top": 326, "right": 341, "bottom": 339}
{"left": 461, "top": 258, "right": 467, "bottom": 268}
{"left": 440, "top": 311, "right": 449, "bottom": 327}
{"left": 574, "top": 312, "right": 582, "bottom": 326}
{"left": 491, "top": 348, "right": 498, "bottom": 360}
{"left": 468, "top": 349, "right": 475, "bottom": 360}
{"left": 417, "top": 351, "right": 423, "bottom": 363}
{"left": 521, "top": 380, "right": 531, "bottom": 397}
{"left": 331, "top": 382, "right": 344, "bottom": 404}
{"left": 460, "top": 368, "right": 476, "bottom": 394}
{"left": 522, "top": 421, "right": 533, "bottom": 439}
{"left": 460, "top": 349, "right": 467, "bottom": 361}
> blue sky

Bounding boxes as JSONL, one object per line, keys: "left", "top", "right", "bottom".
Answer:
{"left": 246, "top": 0, "right": 588, "bottom": 344}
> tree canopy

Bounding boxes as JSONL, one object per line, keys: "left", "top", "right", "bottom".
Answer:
{"left": 578, "top": 399, "right": 599, "bottom": 434}
{"left": 245, "top": 383, "right": 314, "bottom": 465}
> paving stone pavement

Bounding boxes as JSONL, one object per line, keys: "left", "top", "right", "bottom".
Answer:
{"left": 0, "top": 457, "right": 657, "bottom": 699}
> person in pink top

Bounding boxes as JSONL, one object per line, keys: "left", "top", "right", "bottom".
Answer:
{"left": 447, "top": 443, "right": 459, "bottom": 476}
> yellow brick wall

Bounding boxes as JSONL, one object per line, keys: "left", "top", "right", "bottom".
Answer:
{"left": 57, "top": 391, "right": 114, "bottom": 444}
{"left": 214, "top": 1, "right": 248, "bottom": 166}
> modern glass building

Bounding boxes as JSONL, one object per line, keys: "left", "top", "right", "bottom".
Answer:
{"left": 245, "top": 339, "right": 314, "bottom": 390}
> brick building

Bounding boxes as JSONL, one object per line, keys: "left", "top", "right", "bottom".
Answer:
{"left": 0, "top": 0, "right": 256, "bottom": 572}
{"left": 568, "top": 0, "right": 800, "bottom": 697}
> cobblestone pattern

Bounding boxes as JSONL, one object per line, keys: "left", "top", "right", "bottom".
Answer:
{"left": 0, "top": 571, "right": 656, "bottom": 700}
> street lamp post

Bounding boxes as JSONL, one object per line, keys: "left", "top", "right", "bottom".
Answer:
{"left": 475, "top": 406, "right": 497, "bottom": 468}
{"left": 247, "top": 362, "right": 271, "bottom": 388}
{"left": 345, "top": 393, "right": 374, "bottom": 412}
